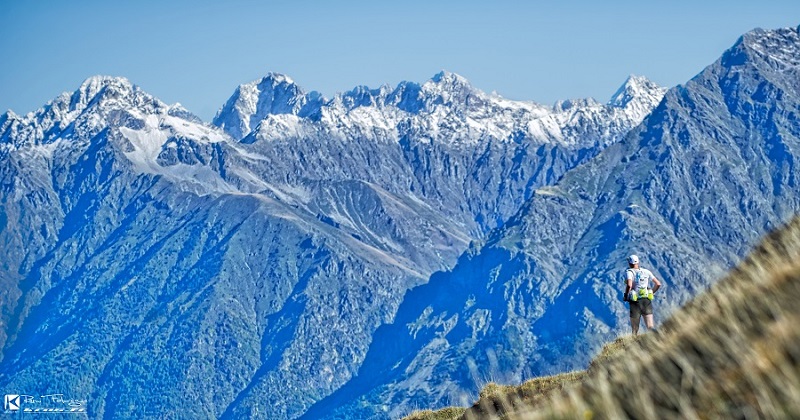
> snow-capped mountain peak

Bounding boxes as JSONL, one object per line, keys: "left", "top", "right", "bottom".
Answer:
{"left": 0, "top": 109, "right": 16, "bottom": 126}
{"left": 244, "top": 72, "right": 302, "bottom": 101}
{"left": 430, "top": 70, "right": 471, "bottom": 87}
{"left": 607, "top": 74, "right": 667, "bottom": 121}
{"left": 75, "top": 75, "right": 134, "bottom": 102}
{"left": 421, "top": 70, "right": 481, "bottom": 107}
{"left": 262, "top": 72, "right": 295, "bottom": 85}
{"left": 608, "top": 75, "right": 662, "bottom": 107}
{"left": 0, "top": 76, "right": 171, "bottom": 147}
{"left": 212, "top": 72, "right": 324, "bottom": 140}
{"left": 0, "top": 110, "right": 17, "bottom": 143}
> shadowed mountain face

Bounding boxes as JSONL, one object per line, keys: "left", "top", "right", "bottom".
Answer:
{"left": 0, "top": 68, "right": 660, "bottom": 417}
{"left": 306, "top": 26, "right": 800, "bottom": 418}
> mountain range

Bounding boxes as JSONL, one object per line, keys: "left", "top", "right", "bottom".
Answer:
{"left": 1, "top": 24, "right": 798, "bottom": 419}
{"left": 302, "top": 25, "right": 800, "bottom": 418}
{"left": 0, "top": 61, "right": 661, "bottom": 418}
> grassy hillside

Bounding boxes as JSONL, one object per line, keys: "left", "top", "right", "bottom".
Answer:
{"left": 405, "top": 216, "right": 800, "bottom": 419}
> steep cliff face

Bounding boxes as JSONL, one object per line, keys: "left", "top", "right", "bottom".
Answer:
{"left": 307, "top": 26, "right": 800, "bottom": 419}
{"left": 0, "top": 67, "right": 662, "bottom": 418}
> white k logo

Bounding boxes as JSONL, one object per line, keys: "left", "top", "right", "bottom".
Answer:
{"left": 4, "top": 394, "right": 20, "bottom": 411}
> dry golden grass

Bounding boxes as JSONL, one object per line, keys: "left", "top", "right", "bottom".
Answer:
{"left": 462, "top": 371, "right": 586, "bottom": 419}
{"left": 408, "top": 217, "right": 800, "bottom": 420}
{"left": 404, "top": 407, "right": 468, "bottom": 420}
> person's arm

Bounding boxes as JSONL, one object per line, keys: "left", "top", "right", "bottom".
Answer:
{"left": 652, "top": 276, "right": 661, "bottom": 294}
{"left": 624, "top": 275, "right": 633, "bottom": 301}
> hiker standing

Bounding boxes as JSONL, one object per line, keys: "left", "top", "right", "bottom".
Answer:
{"left": 623, "top": 255, "right": 661, "bottom": 335}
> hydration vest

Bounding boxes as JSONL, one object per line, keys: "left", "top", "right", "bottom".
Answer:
{"left": 627, "top": 269, "right": 654, "bottom": 302}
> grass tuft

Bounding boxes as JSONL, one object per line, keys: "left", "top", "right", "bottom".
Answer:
{"left": 404, "top": 407, "right": 467, "bottom": 420}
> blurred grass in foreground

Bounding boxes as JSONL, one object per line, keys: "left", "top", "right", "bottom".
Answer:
{"left": 405, "top": 217, "right": 800, "bottom": 419}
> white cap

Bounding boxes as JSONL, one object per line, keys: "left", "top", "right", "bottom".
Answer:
{"left": 627, "top": 255, "right": 639, "bottom": 265}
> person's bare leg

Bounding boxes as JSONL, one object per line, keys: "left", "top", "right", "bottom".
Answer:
{"left": 644, "top": 314, "right": 655, "bottom": 330}
{"left": 630, "top": 317, "right": 640, "bottom": 335}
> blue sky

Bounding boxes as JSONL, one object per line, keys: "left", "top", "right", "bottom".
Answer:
{"left": 2, "top": 0, "right": 799, "bottom": 120}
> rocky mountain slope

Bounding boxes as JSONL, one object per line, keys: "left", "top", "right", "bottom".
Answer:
{"left": 0, "top": 77, "right": 422, "bottom": 418}
{"left": 212, "top": 70, "right": 664, "bottom": 237}
{"left": 214, "top": 71, "right": 664, "bottom": 419}
{"left": 306, "top": 25, "right": 800, "bottom": 419}
{"left": 0, "top": 68, "right": 661, "bottom": 418}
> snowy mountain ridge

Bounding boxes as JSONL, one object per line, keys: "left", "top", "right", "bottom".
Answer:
{"left": 0, "top": 75, "right": 251, "bottom": 199}
{"left": 213, "top": 70, "right": 666, "bottom": 149}
{"left": 0, "top": 76, "right": 199, "bottom": 148}
{"left": 2, "top": 71, "right": 666, "bottom": 173}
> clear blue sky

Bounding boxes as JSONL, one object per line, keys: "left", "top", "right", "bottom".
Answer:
{"left": 2, "top": 0, "right": 799, "bottom": 121}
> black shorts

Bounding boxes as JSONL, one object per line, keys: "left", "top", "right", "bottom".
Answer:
{"left": 630, "top": 298, "right": 653, "bottom": 318}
